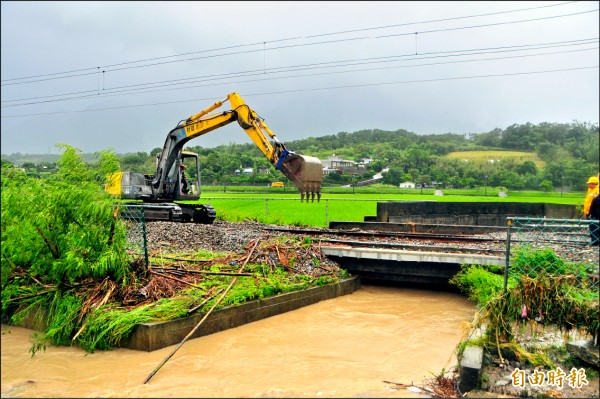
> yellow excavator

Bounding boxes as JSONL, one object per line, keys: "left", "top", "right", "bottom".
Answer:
{"left": 106, "top": 92, "right": 323, "bottom": 223}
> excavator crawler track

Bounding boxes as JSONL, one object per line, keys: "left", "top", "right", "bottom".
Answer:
{"left": 187, "top": 204, "right": 216, "bottom": 224}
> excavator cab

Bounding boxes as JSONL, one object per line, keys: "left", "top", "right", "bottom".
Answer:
{"left": 175, "top": 151, "right": 200, "bottom": 200}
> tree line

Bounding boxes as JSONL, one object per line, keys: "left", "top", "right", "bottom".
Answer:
{"left": 2, "top": 121, "right": 598, "bottom": 191}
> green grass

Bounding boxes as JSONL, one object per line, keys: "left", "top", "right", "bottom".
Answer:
{"left": 180, "top": 188, "right": 586, "bottom": 228}
{"left": 203, "top": 184, "right": 583, "bottom": 200}
{"left": 204, "top": 197, "right": 377, "bottom": 227}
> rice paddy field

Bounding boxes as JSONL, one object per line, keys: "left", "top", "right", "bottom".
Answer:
{"left": 191, "top": 186, "right": 586, "bottom": 228}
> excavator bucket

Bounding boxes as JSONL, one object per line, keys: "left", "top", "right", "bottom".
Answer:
{"left": 279, "top": 154, "right": 323, "bottom": 202}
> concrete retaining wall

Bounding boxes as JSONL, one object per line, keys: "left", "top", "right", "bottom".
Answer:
{"left": 122, "top": 277, "right": 361, "bottom": 351}
{"left": 375, "top": 201, "right": 578, "bottom": 226}
{"left": 5, "top": 278, "right": 360, "bottom": 352}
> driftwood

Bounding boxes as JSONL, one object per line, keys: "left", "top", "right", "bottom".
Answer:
{"left": 6, "top": 289, "right": 58, "bottom": 302}
{"left": 182, "top": 270, "right": 253, "bottom": 277}
{"left": 151, "top": 264, "right": 252, "bottom": 277}
{"left": 152, "top": 255, "right": 212, "bottom": 263}
{"left": 6, "top": 281, "right": 94, "bottom": 303}
{"left": 143, "top": 238, "right": 260, "bottom": 385}
{"left": 72, "top": 283, "right": 115, "bottom": 341}
{"left": 187, "top": 288, "right": 225, "bottom": 315}
{"left": 149, "top": 270, "right": 204, "bottom": 289}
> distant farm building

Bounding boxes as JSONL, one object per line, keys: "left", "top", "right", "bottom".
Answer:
{"left": 321, "top": 155, "right": 367, "bottom": 175}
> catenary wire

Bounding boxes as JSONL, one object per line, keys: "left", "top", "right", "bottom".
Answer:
{"left": 2, "top": 38, "right": 597, "bottom": 107}
{"left": 0, "top": 2, "right": 594, "bottom": 84}
{"left": 2, "top": 65, "right": 597, "bottom": 119}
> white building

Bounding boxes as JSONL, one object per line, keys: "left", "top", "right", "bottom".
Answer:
{"left": 321, "top": 155, "right": 357, "bottom": 169}
{"left": 399, "top": 181, "right": 416, "bottom": 189}
{"left": 322, "top": 154, "right": 367, "bottom": 175}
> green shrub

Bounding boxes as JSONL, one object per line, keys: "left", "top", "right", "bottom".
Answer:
{"left": 449, "top": 264, "right": 510, "bottom": 305}
{"left": 451, "top": 248, "right": 599, "bottom": 343}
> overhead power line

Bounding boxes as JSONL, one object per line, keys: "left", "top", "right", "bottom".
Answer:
{"left": 375, "top": 8, "right": 598, "bottom": 39}
{"left": 2, "top": 65, "right": 597, "bottom": 119}
{"left": 305, "top": 1, "right": 579, "bottom": 38}
{"left": 0, "top": 1, "right": 593, "bottom": 85}
{"left": 2, "top": 38, "right": 597, "bottom": 107}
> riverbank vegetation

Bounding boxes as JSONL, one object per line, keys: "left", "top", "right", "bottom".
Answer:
{"left": 1, "top": 147, "right": 348, "bottom": 354}
{"left": 450, "top": 247, "right": 599, "bottom": 370}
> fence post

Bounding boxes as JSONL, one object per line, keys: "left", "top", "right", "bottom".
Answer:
{"left": 265, "top": 198, "right": 269, "bottom": 217}
{"left": 325, "top": 199, "right": 329, "bottom": 227}
{"left": 503, "top": 218, "right": 512, "bottom": 292}
{"left": 141, "top": 206, "right": 149, "bottom": 268}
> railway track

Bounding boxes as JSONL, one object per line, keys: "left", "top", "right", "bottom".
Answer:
{"left": 315, "top": 238, "right": 506, "bottom": 255}
{"left": 263, "top": 226, "right": 505, "bottom": 242}
{"left": 263, "top": 226, "right": 508, "bottom": 256}
{"left": 143, "top": 221, "right": 596, "bottom": 267}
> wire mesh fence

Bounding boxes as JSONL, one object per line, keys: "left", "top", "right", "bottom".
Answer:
{"left": 118, "top": 201, "right": 599, "bottom": 295}
{"left": 504, "top": 217, "right": 600, "bottom": 291}
{"left": 119, "top": 204, "right": 149, "bottom": 267}
{"left": 202, "top": 197, "right": 381, "bottom": 227}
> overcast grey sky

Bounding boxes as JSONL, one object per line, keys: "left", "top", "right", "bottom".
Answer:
{"left": 1, "top": 1, "right": 598, "bottom": 155}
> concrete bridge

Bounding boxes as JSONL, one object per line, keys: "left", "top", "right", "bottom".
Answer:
{"left": 320, "top": 245, "right": 504, "bottom": 286}
{"left": 321, "top": 201, "right": 578, "bottom": 286}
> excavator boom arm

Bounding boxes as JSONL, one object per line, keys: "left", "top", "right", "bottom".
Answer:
{"left": 153, "top": 93, "right": 322, "bottom": 201}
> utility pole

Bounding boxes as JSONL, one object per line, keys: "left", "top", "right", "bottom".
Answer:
{"left": 485, "top": 175, "right": 489, "bottom": 197}
{"left": 560, "top": 175, "right": 563, "bottom": 197}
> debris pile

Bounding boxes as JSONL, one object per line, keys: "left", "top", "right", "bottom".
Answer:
{"left": 247, "top": 239, "right": 342, "bottom": 277}
{"left": 384, "top": 369, "right": 461, "bottom": 398}
{"left": 120, "top": 231, "right": 345, "bottom": 309}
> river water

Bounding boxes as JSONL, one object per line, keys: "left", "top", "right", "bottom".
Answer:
{"left": 1, "top": 284, "right": 475, "bottom": 398}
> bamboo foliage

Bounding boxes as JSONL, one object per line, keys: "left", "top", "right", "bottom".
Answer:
{"left": 1, "top": 144, "right": 133, "bottom": 351}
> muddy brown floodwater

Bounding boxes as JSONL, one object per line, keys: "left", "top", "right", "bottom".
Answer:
{"left": 1, "top": 284, "right": 475, "bottom": 398}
